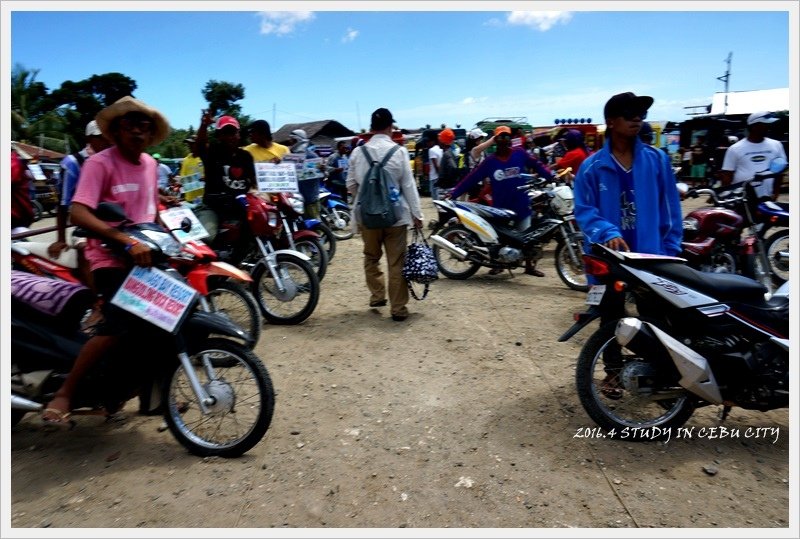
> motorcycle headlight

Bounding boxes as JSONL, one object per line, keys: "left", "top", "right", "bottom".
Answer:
{"left": 289, "top": 193, "right": 305, "bottom": 214}
{"left": 682, "top": 217, "right": 699, "bottom": 231}
{"left": 141, "top": 229, "right": 183, "bottom": 257}
{"left": 268, "top": 210, "right": 280, "bottom": 228}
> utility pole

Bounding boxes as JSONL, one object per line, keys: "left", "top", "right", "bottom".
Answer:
{"left": 717, "top": 52, "right": 732, "bottom": 115}
{"left": 356, "top": 102, "right": 361, "bottom": 132}
{"left": 272, "top": 103, "right": 276, "bottom": 129}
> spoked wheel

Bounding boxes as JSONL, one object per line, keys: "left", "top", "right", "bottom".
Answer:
{"left": 311, "top": 222, "right": 337, "bottom": 261}
{"left": 554, "top": 234, "right": 588, "bottom": 292}
{"left": 204, "top": 280, "right": 262, "bottom": 348}
{"left": 575, "top": 321, "right": 695, "bottom": 440}
{"left": 31, "top": 200, "right": 44, "bottom": 222}
{"left": 163, "top": 338, "right": 275, "bottom": 458}
{"left": 293, "top": 237, "right": 328, "bottom": 281}
{"left": 251, "top": 253, "right": 320, "bottom": 325}
{"left": 764, "top": 229, "right": 789, "bottom": 285}
{"left": 326, "top": 208, "right": 354, "bottom": 241}
{"left": 431, "top": 224, "right": 481, "bottom": 279}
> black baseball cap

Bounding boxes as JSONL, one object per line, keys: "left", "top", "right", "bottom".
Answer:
{"left": 248, "top": 119, "right": 273, "bottom": 137}
{"left": 604, "top": 92, "right": 654, "bottom": 120}
{"left": 370, "top": 108, "right": 396, "bottom": 131}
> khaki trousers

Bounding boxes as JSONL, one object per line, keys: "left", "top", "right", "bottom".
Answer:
{"left": 360, "top": 225, "right": 409, "bottom": 317}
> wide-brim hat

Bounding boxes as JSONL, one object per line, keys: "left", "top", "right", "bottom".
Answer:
{"left": 95, "top": 96, "right": 170, "bottom": 145}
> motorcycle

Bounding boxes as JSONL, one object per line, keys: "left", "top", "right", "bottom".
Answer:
{"left": 193, "top": 193, "right": 321, "bottom": 325}
{"left": 266, "top": 191, "right": 330, "bottom": 281}
{"left": 679, "top": 157, "right": 788, "bottom": 295}
{"left": 319, "top": 185, "right": 354, "bottom": 241}
{"left": 757, "top": 197, "right": 789, "bottom": 285}
{"left": 10, "top": 203, "right": 276, "bottom": 457}
{"left": 11, "top": 216, "right": 263, "bottom": 348}
{"left": 428, "top": 172, "right": 587, "bottom": 291}
{"left": 558, "top": 243, "right": 788, "bottom": 440}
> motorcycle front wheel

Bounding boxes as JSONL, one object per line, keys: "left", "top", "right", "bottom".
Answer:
{"left": 763, "top": 229, "right": 789, "bottom": 285}
{"left": 432, "top": 224, "right": 481, "bottom": 279}
{"left": 163, "top": 338, "right": 275, "bottom": 458}
{"left": 554, "top": 234, "right": 589, "bottom": 292}
{"left": 575, "top": 321, "right": 695, "bottom": 441}
{"left": 293, "top": 237, "right": 328, "bottom": 281}
{"left": 311, "top": 222, "right": 337, "bottom": 261}
{"left": 204, "top": 279, "right": 262, "bottom": 348}
{"left": 251, "top": 253, "right": 320, "bottom": 325}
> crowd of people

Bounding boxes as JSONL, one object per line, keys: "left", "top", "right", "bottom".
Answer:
{"left": 9, "top": 90, "right": 787, "bottom": 426}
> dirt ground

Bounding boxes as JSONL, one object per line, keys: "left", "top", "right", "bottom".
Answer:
{"left": 7, "top": 194, "right": 793, "bottom": 535}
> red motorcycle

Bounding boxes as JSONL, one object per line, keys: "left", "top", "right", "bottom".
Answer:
{"left": 193, "top": 193, "right": 321, "bottom": 325}
{"left": 11, "top": 219, "right": 262, "bottom": 348}
{"left": 267, "top": 191, "right": 329, "bottom": 281}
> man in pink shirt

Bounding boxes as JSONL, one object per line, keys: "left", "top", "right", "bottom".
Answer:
{"left": 41, "top": 96, "right": 172, "bottom": 426}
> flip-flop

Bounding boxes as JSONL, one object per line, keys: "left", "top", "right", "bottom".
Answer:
{"left": 40, "top": 408, "right": 75, "bottom": 429}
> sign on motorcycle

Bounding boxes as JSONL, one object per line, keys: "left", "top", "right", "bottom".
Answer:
{"left": 255, "top": 162, "right": 299, "bottom": 193}
{"left": 159, "top": 206, "right": 209, "bottom": 242}
{"left": 110, "top": 266, "right": 199, "bottom": 333}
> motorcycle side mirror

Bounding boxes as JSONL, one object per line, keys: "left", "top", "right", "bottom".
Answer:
{"left": 675, "top": 182, "right": 689, "bottom": 196}
{"left": 180, "top": 217, "right": 193, "bottom": 233}
{"left": 95, "top": 202, "right": 129, "bottom": 222}
{"left": 769, "top": 157, "right": 788, "bottom": 174}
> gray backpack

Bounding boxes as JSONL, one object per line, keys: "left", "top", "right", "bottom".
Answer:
{"left": 357, "top": 145, "right": 401, "bottom": 229}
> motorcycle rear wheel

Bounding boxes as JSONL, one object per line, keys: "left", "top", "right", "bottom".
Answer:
{"left": 251, "top": 253, "right": 320, "bottom": 325}
{"left": 163, "top": 338, "right": 275, "bottom": 458}
{"left": 575, "top": 321, "right": 695, "bottom": 441}
{"left": 763, "top": 229, "right": 789, "bottom": 285}
{"left": 204, "top": 279, "right": 262, "bottom": 348}
{"left": 326, "top": 208, "right": 354, "bottom": 241}
{"left": 432, "top": 224, "right": 481, "bottom": 280}
{"left": 554, "top": 235, "right": 589, "bottom": 292}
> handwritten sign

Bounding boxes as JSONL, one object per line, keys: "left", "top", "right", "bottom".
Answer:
{"left": 110, "top": 266, "right": 198, "bottom": 334}
{"left": 27, "top": 163, "right": 47, "bottom": 180}
{"left": 159, "top": 206, "right": 209, "bottom": 242}
{"left": 302, "top": 157, "right": 325, "bottom": 180}
{"left": 255, "top": 162, "right": 299, "bottom": 193}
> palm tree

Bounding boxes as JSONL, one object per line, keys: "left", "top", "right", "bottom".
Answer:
{"left": 11, "top": 63, "right": 73, "bottom": 152}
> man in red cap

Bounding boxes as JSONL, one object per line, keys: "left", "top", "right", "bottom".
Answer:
{"left": 194, "top": 110, "right": 256, "bottom": 261}
{"left": 436, "top": 128, "right": 459, "bottom": 193}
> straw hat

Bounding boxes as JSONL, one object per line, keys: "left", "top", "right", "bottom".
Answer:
{"left": 95, "top": 96, "right": 170, "bottom": 145}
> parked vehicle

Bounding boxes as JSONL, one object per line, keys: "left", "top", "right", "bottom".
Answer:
{"left": 558, "top": 243, "right": 788, "bottom": 440}
{"left": 319, "top": 185, "right": 353, "bottom": 241}
{"left": 194, "top": 193, "right": 320, "bottom": 325}
{"left": 10, "top": 203, "right": 275, "bottom": 457}
{"left": 266, "top": 192, "right": 329, "bottom": 281}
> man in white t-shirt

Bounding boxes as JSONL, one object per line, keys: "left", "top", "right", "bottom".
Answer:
{"left": 427, "top": 138, "right": 443, "bottom": 200}
{"left": 720, "top": 111, "right": 787, "bottom": 200}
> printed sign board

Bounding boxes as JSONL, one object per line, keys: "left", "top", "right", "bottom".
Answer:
{"left": 110, "top": 266, "right": 198, "bottom": 333}
{"left": 159, "top": 206, "right": 209, "bottom": 242}
{"left": 255, "top": 162, "right": 299, "bottom": 193}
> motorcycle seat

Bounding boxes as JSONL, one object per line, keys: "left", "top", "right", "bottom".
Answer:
{"left": 632, "top": 260, "right": 768, "bottom": 303}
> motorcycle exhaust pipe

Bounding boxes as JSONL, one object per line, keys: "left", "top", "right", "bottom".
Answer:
{"left": 614, "top": 318, "right": 723, "bottom": 404}
{"left": 11, "top": 394, "right": 43, "bottom": 411}
{"left": 429, "top": 234, "right": 467, "bottom": 260}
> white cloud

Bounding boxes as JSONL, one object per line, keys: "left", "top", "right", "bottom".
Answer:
{"left": 506, "top": 11, "right": 573, "bottom": 31}
{"left": 257, "top": 11, "right": 315, "bottom": 36}
{"left": 342, "top": 28, "right": 359, "bottom": 43}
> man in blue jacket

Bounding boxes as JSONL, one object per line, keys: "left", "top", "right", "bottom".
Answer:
{"left": 573, "top": 91, "right": 683, "bottom": 399}
{"left": 574, "top": 92, "right": 682, "bottom": 257}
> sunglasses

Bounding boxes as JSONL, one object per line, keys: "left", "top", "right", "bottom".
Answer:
{"left": 496, "top": 133, "right": 512, "bottom": 140}
{"left": 617, "top": 109, "right": 647, "bottom": 121}
{"left": 120, "top": 115, "right": 155, "bottom": 133}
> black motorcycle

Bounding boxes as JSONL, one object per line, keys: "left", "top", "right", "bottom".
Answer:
{"left": 10, "top": 203, "right": 275, "bottom": 458}
{"left": 558, "top": 243, "right": 788, "bottom": 440}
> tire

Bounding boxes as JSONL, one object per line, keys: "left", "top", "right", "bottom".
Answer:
{"left": 31, "top": 200, "right": 44, "bottom": 223}
{"left": 741, "top": 247, "right": 775, "bottom": 296}
{"left": 203, "top": 280, "right": 262, "bottom": 348}
{"left": 293, "top": 237, "right": 328, "bottom": 281}
{"left": 575, "top": 321, "right": 696, "bottom": 441}
{"left": 251, "top": 253, "right": 320, "bottom": 325}
{"left": 311, "top": 222, "right": 337, "bottom": 261}
{"left": 763, "top": 229, "right": 789, "bottom": 285}
{"left": 432, "top": 224, "right": 481, "bottom": 280}
{"left": 162, "top": 338, "right": 275, "bottom": 458}
{"left": 326, "top": 208, "right": 354, "bottom": 241}
{"left": 554, "top": 235, "right": 589, "bottom": 292}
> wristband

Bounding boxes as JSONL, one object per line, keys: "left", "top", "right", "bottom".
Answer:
{"left": 124, "top": 238, "right": 140, "bottom": 252}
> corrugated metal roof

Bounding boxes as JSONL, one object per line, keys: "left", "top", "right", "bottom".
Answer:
{"left": 272, "top": 120, "right": 356, "bottom": 147}
{"left": 11, "top": 141, "right": 65, "bottom": 161}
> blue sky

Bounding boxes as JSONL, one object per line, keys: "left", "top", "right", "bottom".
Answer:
{"left": 6, "top": 2, "right": 797, "bottom": 134}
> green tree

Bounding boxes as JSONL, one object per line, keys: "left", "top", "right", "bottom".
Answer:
{"left": 10, "top": 63, "right": 63, "bottom": 146}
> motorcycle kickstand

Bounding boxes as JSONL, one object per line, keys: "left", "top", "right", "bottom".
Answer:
{"left": 717, "top": 405, "right": 732, "bottom": 422}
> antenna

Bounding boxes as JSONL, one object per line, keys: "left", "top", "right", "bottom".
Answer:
{"left": 717, "top": 52, "right": 732, "bottom": 114}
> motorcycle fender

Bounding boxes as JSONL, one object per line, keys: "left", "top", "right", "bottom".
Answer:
{"left": 292, "top": 229, "right": 320, "bottom": 242}
{"left": 328, "top": 200, "right": 349, "bottom": 210}
{"left": 185, "top": 262, "right": 253, "bottom": 295}
{"left": 557, "top": 307, "right": 601, "bottom": 342}
{"left": 185, "top": 310, "right": 254, "bottom": 347}
{"left": 271, "top": 248, "right": 311, "bottom": 262}
{"left": 456, "top": 210, "right": 500, "bottom": 244}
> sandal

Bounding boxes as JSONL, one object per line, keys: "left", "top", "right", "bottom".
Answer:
{"left": 600, "top": 373, "right": 623, "bottom": 400}
{"left": 524, "top": 268, "right": 545, "bottom": 277}
{"left": 40, "top": 408, "right": 75, "bottom": 429}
